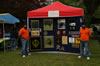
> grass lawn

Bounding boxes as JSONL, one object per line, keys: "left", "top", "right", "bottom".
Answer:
{"left": 0, "top": 39, "right": 100, "bottom": 66}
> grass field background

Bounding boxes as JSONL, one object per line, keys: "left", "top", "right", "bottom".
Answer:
{"left": 0, "top": 39, "right": 100, "bottom": 66}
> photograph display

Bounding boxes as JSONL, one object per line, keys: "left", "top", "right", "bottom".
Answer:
{"left": 58, "top": 19, "right": 66, "bottom": 29}
{"left": 43, "top": 19, "right": 53, "bottom": 30}
{"left": 31, "top": 20, "right": 39, "bottom": 30}
{"left": 30, "top": 37, "right": 42, "bottom": 51}
{"left": 44, "top": 36, "right": 54, "bottom": 48}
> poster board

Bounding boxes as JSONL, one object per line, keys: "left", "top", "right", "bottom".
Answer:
{"left": 31, "top": 30, "right": 40, "bottom": 37}
{"left": 29, "top": 16, "right": 83, "bottom": 53}
{"left": 43, "top": 19, "right": 53, "bottom": 31}
{"left": 30, "top": 37, "right": 42, "bottom": 51}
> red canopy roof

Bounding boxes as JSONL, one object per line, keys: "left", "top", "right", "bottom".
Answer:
{"left": 27, "top": 1, "right": 83, "bottom": 18}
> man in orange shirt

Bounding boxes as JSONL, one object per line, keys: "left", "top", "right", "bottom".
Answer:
{"left": 78, "top": 24, "right": 91, "bottom": 60}
{"left": 19, "top": 25, "right": 31, "bottom": 58}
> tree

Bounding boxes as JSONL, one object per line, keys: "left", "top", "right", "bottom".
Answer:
{"left": 56, "top": 0, "right": 100, "bottom": 26}
{"left": 82, "top": 0, "right": 100, "bottom": 25}
{"left": 0, "top": 0, "right": 47, "bottom": 21}
{"left": 55, "top": 0, "right": 82, "bottom": 7}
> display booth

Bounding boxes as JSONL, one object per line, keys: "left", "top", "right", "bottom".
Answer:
{"left": 0, "top": 13, "right": 20, "bottom": 52}
{"left": 27, "top": 1, "right": 84, "bottom": 53}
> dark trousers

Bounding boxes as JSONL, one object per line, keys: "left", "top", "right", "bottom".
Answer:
{"left": 80, "top": 41, "right": 91, "bottom": 57}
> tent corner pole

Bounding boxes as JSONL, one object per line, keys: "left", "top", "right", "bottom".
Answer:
{"left": 3, "top": 23, "right": 6, "bottom": 52}
{"left": 27, "top": 17, "right": 29, "bottom": 29}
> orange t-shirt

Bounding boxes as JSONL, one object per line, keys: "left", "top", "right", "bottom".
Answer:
{"left": 19, "top": 28, "right": 29, "bottom": 40}
{"left": 80, "top": 28, "right": 91, "bottom": 41}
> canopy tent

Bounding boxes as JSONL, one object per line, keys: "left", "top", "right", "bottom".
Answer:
{"left": 28, "top": 1, "right": 83, "bottom": 18}
{"left": 0, "top": 13, "right": 20, "bottom": 52}
{"left": 0, "top": 13, "right": 19, "bottom": 24}
{"left": 27, "top": 1, "right": 84, "bottom": 53}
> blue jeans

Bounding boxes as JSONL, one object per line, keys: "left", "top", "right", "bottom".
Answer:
{"left": 21, "top": 38, "right": 29, "bottom": 56}
{"left": 80, "top": 41, "right": 91, "bottom": 57}
{"left": 11, "top": 38, "right": 17, "bottom": 49}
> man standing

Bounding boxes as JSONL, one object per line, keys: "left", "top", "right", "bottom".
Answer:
{"left": 93, "top": 25, "right": 98, "bottom": 38}
{"left": 78, "top": 24, "right": 91, "bottom": 60}
{"left": 19, "top": 25, "right": 31, "bottom": 58}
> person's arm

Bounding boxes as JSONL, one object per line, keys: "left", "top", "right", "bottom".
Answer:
{"left": 88, "top": 29, "right": 92, "bottom": 37}
{"left": 19, "top": 29, "right": 23, "bottom": 37}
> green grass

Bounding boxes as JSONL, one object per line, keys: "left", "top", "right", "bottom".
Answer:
{"left": 0, "top": 39, "right": 100, "bottom": 66}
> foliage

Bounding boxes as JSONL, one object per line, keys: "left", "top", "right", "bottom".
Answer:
{"left": 0, "top": 0, "right": 100, "bottom": 25}
{"left": 93, "top": 6, "right": 100, "bottom": 18}
{"left": 82, "top": 0, "right": 100, "bottom": 25}
{"left": 56, "top": 0, "right": 100, "bottom": 25}
{"left": 0, "top": 0, "right": 46, "bottom": 20}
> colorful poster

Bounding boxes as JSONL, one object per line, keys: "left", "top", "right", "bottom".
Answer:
{"left": 58, "top": 19, "right": 66, "bottom": 29}
{"left": 72, "top": 35, "right": 79, "bottom": 37}
{"left": 43, "top": 19, "right": 53, "bottom": 30}
{"left": 44, "top": 36, "right": 54, "bottom": 48}
{"left": 69, "top": 37, "right": 75, "bottom": 43}
{"left": 31, "top": 20, "right": 39, "bottom": 30}
{"left": 30, "top": 37, "right": 42, "bottom": 51}
{"left": 62, "top": 36, "right": 68, "bottom": 45}
{"left": 75, "top": 38, "right": 80, "bottom": 44}
{"left": 31, "top": 30, "right": 40, "bottom": 37}
{"left": 72, "top": 44, "right": 79, "bottom": 48}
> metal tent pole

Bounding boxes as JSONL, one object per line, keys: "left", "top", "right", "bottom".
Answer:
{"left": 3, "top": 23, "right": 6, "bottom": 52}
{"left": 27, "top": 18, "right": 29, "bottom": 29}
{"left": 27, "top": 17, "right": 30, "bottom": 51}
